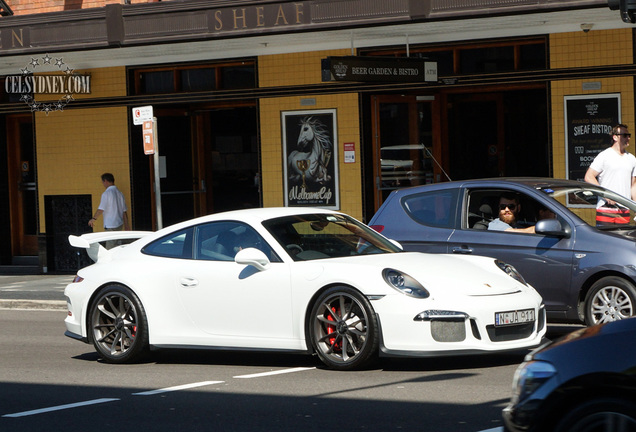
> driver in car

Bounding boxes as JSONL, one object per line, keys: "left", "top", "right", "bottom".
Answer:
{"left": 488, "top": 193, "right": 536, "bottom": 234}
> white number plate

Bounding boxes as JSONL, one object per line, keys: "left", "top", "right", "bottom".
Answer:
{"left": 495, "top": 308, "right": 535, "bottom": 326}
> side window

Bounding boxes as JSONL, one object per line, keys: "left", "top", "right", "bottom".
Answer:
{"left": 467, "top": 190, "right": 500, "bottom": 230}
{"left": 401, "top": 189, "right": 458, "bottom": 228}
{"left": 467, "top": 189, "right": 561, "bottom": 232}
{"left": 142, "top": 228, "right": 194, "bottom": 259}
{"left": 196, "top": 222, "right": 281, "bottom": 262}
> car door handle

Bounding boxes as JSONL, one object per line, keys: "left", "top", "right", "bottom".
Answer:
{"left": 180, "top": 277, "right": 199, "bottom": 287}
{"left": 451, "top": 246, "right": 473, "bottom": 254}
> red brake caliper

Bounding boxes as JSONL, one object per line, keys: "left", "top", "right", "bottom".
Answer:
{"left": 326, "top": 306, "right": 341, "bottom": 352}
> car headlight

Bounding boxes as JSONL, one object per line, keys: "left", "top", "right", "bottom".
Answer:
{"left": 511, "top": 360, "right": 557, "bottom": 405}
{"left": 382, "top": 268, "right": 430, "bottom": 298}
{"left": 496, "top": 260, "right": 527, "bottom": 286}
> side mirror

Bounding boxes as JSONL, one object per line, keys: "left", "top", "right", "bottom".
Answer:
{"left": 535, "top": 219, "right": 570, "bottom": 238}
{"left": 235, "top": 247, "right": 271, "bottom": 271}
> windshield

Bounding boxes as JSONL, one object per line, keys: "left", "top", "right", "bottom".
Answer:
{"left": 537, "top": 184, "right": 636, "bottom": 229}
{"left": 262, "top": 213, "right": 402, "bottom": 261}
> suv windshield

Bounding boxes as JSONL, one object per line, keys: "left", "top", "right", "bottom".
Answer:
{"left": 538, "top": 184, "right": 636, "bottom": 229}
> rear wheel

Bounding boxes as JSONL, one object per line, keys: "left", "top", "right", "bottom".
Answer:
{"left": 584, "top": 277, "right": 636, "bottom": 326}
{"left": 89, "top": 284, "right": 149, "bottom": 363}
{"left": 309, "top": 286, "right": 378, "bottom": 370}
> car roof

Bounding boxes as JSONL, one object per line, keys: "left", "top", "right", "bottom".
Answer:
{"left": 386, "top": 177, "right": 591, "bottom": 198}
{"left": 157, "top": 207, "right": 343, "bottom": 233}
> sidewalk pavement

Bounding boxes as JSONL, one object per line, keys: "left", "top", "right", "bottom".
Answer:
{"left": 0, "top": 274, "right": 72, "bottom": 311}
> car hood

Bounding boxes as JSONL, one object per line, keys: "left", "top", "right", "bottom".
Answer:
{"left": 321, "top": 252, "right": 529, "bottom": 297}
{"left": 528, "top": 317, "right": 636, "bottom": 378}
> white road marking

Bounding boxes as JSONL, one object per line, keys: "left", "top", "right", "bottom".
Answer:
{"left": 233, "top": 367, "right": 316, "bottom": 379}
{"left": 3, "top": 367, "right": 500, "bottom": 432}
{"left": 132, "top": 380, "right": 224, "bottom": 396}
{"left": 2, "top": 398, "right": 120, "bottom": 418}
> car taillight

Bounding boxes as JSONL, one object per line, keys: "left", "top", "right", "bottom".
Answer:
{"left": 72, "top": 275, "right": 84, "bottom": 283}
{"left": 369, "top": 224, "right": 384, "bottom": 233}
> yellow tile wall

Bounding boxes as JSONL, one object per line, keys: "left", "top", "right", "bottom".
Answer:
{"left": 34, "top": 66, "right": 127, "bottom": 102}
{"left": 259, "top": 49, "right": 349, "bottom": 87}
{"left": 550, "top": 29, "right": 634, "bottom": 179}
{"left": 36, "top": 66, "right": 129, "bottom": 233}
{"left": 36, "top": 106, "right": 130, "bottom": 233}
{"left": 260, "top": 94, "right": 362, "bottom": 220}
{"left": 259, "top": 49, "right": 363, "bottom": 220}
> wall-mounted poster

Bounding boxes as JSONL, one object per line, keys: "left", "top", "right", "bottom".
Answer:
{"left": 565, "top": 94, "right": 621, "bottom": 182}
{"left": 282, "top": 109, "right": 339, "bottom": 209}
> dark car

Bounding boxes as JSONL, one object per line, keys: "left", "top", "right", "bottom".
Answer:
{"left": 502, "top": 317, "right": 636, "bottom": 432}
{"left": 369, "top": 177, "right": 636, "bottom": 325}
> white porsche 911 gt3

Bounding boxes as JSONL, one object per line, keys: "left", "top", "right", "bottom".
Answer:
{"left": 64, "top": 207, "right": 546, "bottom": 370}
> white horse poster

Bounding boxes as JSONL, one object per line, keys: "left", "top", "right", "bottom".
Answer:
{"left": 282, "top": 109, "right": 339, "bottom": 209}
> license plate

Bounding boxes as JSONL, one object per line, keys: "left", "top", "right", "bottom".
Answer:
{"left": 495, "top": 308, "right": 535, "bottom": 326}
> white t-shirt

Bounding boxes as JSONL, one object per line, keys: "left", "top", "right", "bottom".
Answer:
{"left": 589, "top": 147, "right": 636, "bottom": 200}
{"left": 98, "top": 185, "right": 127, "bottom": 229}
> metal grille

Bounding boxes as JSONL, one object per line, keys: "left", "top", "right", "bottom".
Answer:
{"left": 486, "top": 322, "right": 534, "bottom": 342}
{"left": 431, "top": 319, "right": 467, "bottom": 342}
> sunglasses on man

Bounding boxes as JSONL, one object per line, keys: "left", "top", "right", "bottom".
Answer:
{"left": 499, "top": 203, "right": 517, "bottom": 211}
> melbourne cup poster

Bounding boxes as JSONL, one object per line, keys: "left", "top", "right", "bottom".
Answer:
{"left": 282, "top": 109, "right": 339, "bottom": 209}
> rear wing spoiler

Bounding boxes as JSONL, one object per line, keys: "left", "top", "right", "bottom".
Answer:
{"left": 68, "top": 231, "right": 153, "bottom": 263}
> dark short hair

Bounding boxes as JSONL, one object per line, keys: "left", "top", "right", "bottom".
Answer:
{"left": 612, "top": 124, "right": 628, "bottom": 135}
{"left": 499, "top": 192, "right": 519, "bottom": 203}
{"left": 101, "top": 173, "right": 115, "bottom": 183}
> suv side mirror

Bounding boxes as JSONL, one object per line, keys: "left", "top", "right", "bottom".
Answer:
{"left": 535, "top": 219, "right": 570, "bottom": 238}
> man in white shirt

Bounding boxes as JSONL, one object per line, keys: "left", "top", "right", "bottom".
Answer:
{"left": 88, "top": 173, "right": 130, "bottom": 246}
{"left": 585, "top": 124, "right": 636, "bottom": 225}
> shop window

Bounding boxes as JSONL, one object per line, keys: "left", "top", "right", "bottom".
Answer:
{"left": 221, "top": 66, "right": 256, "bottom": 89}
{"left": 362, "top": 37, "right": 546, "bottom": 76}
{"left": 416, "top": 50, "right": 454, "bottom": 77}
{"left": 460, "top": 46, "right": 514, "bottom": 74}
{"left": 140, "top": 70, "right": 174, "bottom": 94}
{"left": 132, "top": 60, "right": 255, "bottom": 95}
{"left": 181, "top": 68, "right": 216, "bottom": 92}
{"left": 519, "top": 43, "right": 547, "bottom": 70}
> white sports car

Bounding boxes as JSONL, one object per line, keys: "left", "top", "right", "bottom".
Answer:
{"left": 64, "top": 207, "right": 546, "bottom": 370}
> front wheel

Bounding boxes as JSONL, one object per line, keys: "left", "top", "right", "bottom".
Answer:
{"left": 584, "top": 277, "right": 636, "bottom": 326}
{"left": 554, "top": 398, "right": 636, "bottom": 432}
{"left": 89, "top": 284, "right": 149, "bottom": 363}
{"left": 309, "top": 286, "right": 378, "bottom": 370}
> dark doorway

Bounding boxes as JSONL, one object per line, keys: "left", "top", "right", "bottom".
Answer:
{"left": 447, "top": 88, "right": 549, "bottom": 181}
{"left": 6, "top": 114, "right": 38, "bottom": 256}
{"left": 199, "top": 106, "right": 260, "bottom": 214}
{"left": 131, "top": 105, "right": 260, "bottom": 230}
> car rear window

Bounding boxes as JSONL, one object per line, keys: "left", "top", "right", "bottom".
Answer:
{"left": 401, "top": 189, "right": 458, "bottom": 228}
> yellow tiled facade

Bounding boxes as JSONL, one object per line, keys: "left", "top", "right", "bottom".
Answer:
{"left": 30, "top": 30, "right": 636, "bottom": 233}
{"left": 35, "top": 67, "right": 130, "bottom": 232}
{"left": 259, "top": 49, "right": 363, "bottom": 221}
{"left": 550, "top": 29, "right": 635, "bottom": 179}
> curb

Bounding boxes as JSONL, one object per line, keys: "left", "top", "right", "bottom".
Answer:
{"left": 0, "top": 299, "right": 67, "bottom": 311}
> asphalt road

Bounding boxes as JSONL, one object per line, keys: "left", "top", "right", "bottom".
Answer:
{"left": 0, "top": 275, "right": 583, "bottom": 432}
{"left": 0, "top": 274, "right": 71, "bottom": 309}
